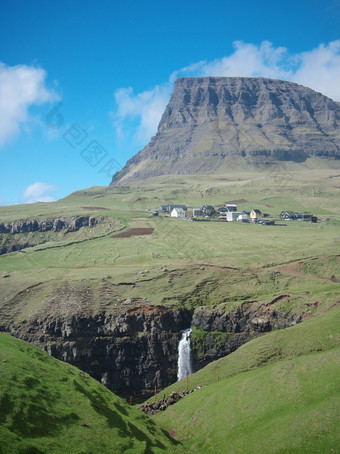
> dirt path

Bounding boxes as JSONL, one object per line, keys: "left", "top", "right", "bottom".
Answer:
{"left": 278, "top": 261, "right": 336, "bottom": 283}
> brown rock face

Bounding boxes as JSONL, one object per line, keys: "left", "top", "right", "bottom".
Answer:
{"left": 111, "top": 77, "right": 340, "bottom": 185}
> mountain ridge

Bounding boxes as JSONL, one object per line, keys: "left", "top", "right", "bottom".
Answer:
{"left": 111, "top": 76, "right": 340, "bottom": 185}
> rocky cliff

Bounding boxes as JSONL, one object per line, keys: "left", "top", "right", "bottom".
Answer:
{"left": 4, "top": 298, "right": 302, "bottom": 399}
{"left": 191, "top": 300, "right": 302, "bottom": 369}
{"left": 0, "top": 216, "right": 102, "bottom": 254}
{"left": 111, "top": 77, "right": 340, "bottom": 185}
{"left": 8, "top": 305, "right": 192, "bottom": 400}
{"left": 0, "top": 216, "right": 101, "bottom": 234}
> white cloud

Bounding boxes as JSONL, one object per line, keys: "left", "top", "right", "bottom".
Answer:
{"left": 113, "top": 83, "right": 172, "bottom": 142}
{"left": 293, "top": 41, "right": 340, "bottom": 101}
{"left": 23, "top": 182, "right": 59, "bottom": 203}
{"left": 0, "top": 62, "right": 59, "bottom": 147}
{"left": 113, "top": 40, "right": 340, "bottom": 145}
{"left": 199, "top": 41, "right": 292, "bottom": 80}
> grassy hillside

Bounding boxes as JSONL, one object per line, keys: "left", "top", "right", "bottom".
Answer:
{"left": 153, "top": 306, "right": 340, "bottom": 453}
{"left": 0, "top": 333, "right": 184, "bottom": 454}
{"left": 0, "top": 168, "right": 339, "bottom": 325}
{"left": 0, "top": 168, "right": 339, "bottom": 453}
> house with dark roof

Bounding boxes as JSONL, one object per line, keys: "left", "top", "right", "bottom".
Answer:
{"left": 167, "top": 204, "right": 187, "bottom": 212}
{"left": 202, "top": 205, "right": 215, "bottom": 216}
{"left": 171, "top": 207, "right": 186, "bottom": 218}
{"left": 280, "top": 211, "right": 317, "bottom": 222}
{"left": 224, "top": 204, "right": 238, "bottom": 212}
{"left": 250, "top": 209, "right": 262, "bottom": 222}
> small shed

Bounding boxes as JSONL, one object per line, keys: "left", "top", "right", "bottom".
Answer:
{"left": 171, "top": 208, "right": 186, "bottom": 218}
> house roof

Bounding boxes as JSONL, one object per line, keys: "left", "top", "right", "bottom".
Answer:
{"left": 168, "top": 204, "right": 187, "bottom": 211}
{"left": 172, "top": 207, "right": 186, "bottom": 214}
{"left": 252, "top": 209, "right": 262, "bottom": 214}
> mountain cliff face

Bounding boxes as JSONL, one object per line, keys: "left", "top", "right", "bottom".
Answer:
{"left": 111, "top": 77, "right": 340, "bottom": 185}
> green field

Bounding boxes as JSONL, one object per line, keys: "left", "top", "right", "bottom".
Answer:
{"left": 1, "top": 168, "right": 339, "bottom": 309}
{"left": 0, "top": 168, "right": 339, "bottom": 453}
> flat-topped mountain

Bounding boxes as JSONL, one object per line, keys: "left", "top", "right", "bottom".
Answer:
{"left": 112, "top": 76, "right": 340, "bottom": 185}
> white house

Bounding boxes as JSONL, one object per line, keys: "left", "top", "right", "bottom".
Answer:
{"left": 171, "top": 208, "right": 186, "bottom": 218}
{"left": 227, "top": 211, "right": 241, "bottom": 221}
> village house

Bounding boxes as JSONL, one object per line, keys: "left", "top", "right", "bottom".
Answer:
{"left": 237, "top": 213, "right": 249, "bottom": 222}
{"left": 167, "top": 204, "right": 187, "bottom": 212}
{"left": 160, "top": 204, "right": 187, "bottom": 212}
{"left": 250, "top": 209, "right": 262, "bottom": 222}
{"left": 280, "top": 211, "right": 302, "bottom": 220}
{"left": 227, "top": 211, "right": 241, "bottom": 221}
{"left": 192, "top": 208, "right": 201, "bottom": 217}
{"left": 224, "top": 204, "right": 238, "bottom": 212}
{"left": 202, "top": 205, "right": 215, "bottom": 216}
{"left": 280, "top": 211, "right": 317, "bottom": 222}
{"left": 171, "top": 208, "right": 186, "bottom": 218}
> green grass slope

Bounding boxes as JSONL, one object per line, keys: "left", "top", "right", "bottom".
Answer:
{"left": 1, "top": 169, "right": 339, "bottom": 304}
{"left": 0, "top": 333, "right": 184, "bottom": 454}
{"left": 154, "top": 306, "right": 340, "bottom": 453}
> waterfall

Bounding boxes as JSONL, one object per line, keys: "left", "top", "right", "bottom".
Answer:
{"left": 177, "top": 328, "right": 193, "bottom": 381}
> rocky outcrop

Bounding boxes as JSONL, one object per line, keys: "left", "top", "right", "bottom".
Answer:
{"left": 0, "top": 216, "right": 100, "bottom": 234}
{"left": 139, "top": 386, "right": 205, "bottom": 415}
{"left": 0, "top": 216, "right": 102, "bottom": 254}
{"left": 191, "top": 299, "right": 302, "bottom": 368}
{"left": 9, "top": 305, "right": 192, "bottom": 400}
{"left": 111, "top": 77, "right": 340, "bottom": 185}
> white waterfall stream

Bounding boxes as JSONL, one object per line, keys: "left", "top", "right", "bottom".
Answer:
{"left": 177, "top": 328, "right": 193, "bottom": 381}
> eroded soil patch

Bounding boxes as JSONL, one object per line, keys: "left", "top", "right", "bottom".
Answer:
{"left": 112, "top": 228, "right": 154, "bottom": 238}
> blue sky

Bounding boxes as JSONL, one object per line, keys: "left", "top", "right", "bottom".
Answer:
{"left": 1, "top": 0, "right": 340, "bottom": 205}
